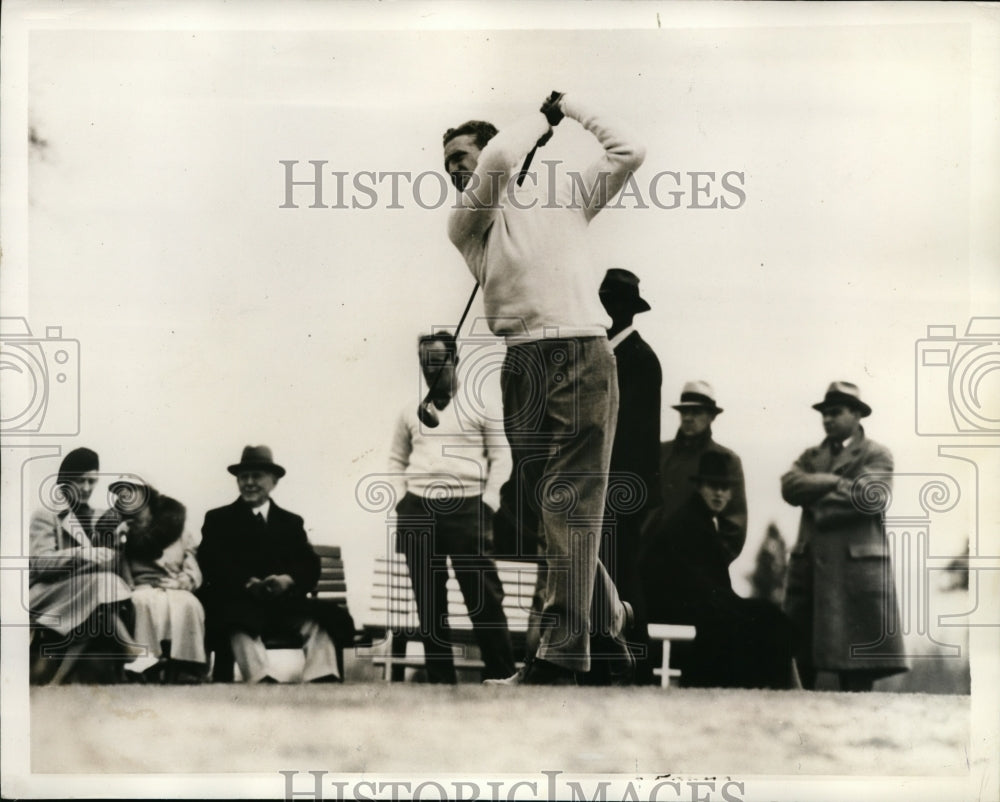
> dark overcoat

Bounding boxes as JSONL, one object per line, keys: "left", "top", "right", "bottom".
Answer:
{"left": 604, "top": 329, "right": 662, "bottom": 606}
{"left": 655, "top": 430, "right": 747, "bottom": 562}
{"left": 198, "top": 499, "right": 351, "bottom": 644}
{"left": 640, "top": 492, "right": 794, "bottom": 688}
{"left": 781, "top": 429, "right": 908, "bottom": 677}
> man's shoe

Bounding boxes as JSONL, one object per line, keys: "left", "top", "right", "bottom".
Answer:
{"left": 483, "top": 663, "right": 529, "bottom": 686}
{"left": 484, "top": 658, "right": 576, "bottom": 686}
{"left": 308, "top": 674, "right": 342, "bottom": 684}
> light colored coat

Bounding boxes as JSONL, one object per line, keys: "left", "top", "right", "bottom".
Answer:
{"left": 29, "top": 508, "right": 132, "bottom": 635}
{"left": 781, "top": 429, "right": 908, "bottom": 676}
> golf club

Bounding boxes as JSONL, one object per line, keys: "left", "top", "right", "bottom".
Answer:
{"left": 418, "top": 138, "right": 545, "bottom": 427}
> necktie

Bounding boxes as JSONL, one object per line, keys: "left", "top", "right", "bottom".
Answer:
{"left": 828, "top": 438, "right": 843, "bottom": 457}
{"left": 255, "top": 511, "right": 266, "bottom": 528}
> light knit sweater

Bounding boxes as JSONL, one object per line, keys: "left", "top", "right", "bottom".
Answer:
{"left": 448, "top": 95, "right": 646, "bottom": 342}
{"left": 387, "top": 394, "right": 512, "bottom": 512}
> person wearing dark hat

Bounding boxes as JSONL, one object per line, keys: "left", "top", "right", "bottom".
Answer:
{"left": 28, "top": 447, "right": 137, "bottom": 684}
{"left": 781, "top": 381, "right": 908, "bottom": 691}
{"left": 655, "top": 381, "right": 748, "bottom": 563}
{"left": 640, "top": 451, "right": 796, "bottom": 688}
{"left": 581, "top": 268, "right": 661, "bottom": 684}
{"left": 197, "top": 446, "right": 346, "bottom": 683}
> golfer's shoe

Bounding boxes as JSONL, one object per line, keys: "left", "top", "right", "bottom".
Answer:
{"left": 621, "top": 600, "right": 636, "bottom": 636}
{"left": 608, "top": 600, "right": 637, "bottom": 686}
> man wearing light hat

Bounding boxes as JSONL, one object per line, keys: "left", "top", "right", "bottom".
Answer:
{"left": 781, "top": 382, "right": 908, "bottom": 691}
{"left": 198, "top": 446, "right": 345, "bottom": 683}
{"left": 656, "top": 381, "right": 747, "bottom": 563}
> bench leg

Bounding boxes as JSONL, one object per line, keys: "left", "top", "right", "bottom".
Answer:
{"left": 387, "top": 632, "right": 409, "bottom": 683}
{"left": 660, "top": 640, "right": 672, "bottom": 689}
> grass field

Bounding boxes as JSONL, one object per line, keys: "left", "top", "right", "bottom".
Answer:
{"left": 31, "top": 681, "right": 970, "bottom": 777}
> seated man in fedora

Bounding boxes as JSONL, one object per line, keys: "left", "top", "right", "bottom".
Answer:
{"left": 782, "top": 382, "right": 908, "bottom": 691}
{"left": 198, "top": 446, "right": 348, "bottom": 683}
{"left": 641, "top": 451, "right": 795, "bottom": 688}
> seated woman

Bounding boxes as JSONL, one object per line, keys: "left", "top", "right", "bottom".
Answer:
{"left": 29, "top": 448, "right": 136, "bottom": 684}
{"left": 112, "top": 483, "right": 207, "bottom": 684}
{"left": 640, "top": 451, "right": 796, "bottom": 689}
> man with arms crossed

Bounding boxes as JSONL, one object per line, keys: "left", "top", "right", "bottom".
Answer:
{"left": 443, "top": 90, "right": 645, "bottom": 684}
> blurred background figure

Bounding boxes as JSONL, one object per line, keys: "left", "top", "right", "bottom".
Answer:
{"left": 28, "top": 447, "right": 137, "bottom": 684}
{"left": 748, "top": 522, "right": 789, "bottom": 607}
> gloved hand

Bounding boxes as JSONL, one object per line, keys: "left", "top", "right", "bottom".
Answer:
{"left": 539, "top": 91, "right": 565, "bottom": 126}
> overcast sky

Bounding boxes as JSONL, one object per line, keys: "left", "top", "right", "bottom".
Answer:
{"left": 4, "top": 0, "right": 998, "bottom": 614}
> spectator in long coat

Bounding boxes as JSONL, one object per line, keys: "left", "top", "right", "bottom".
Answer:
{"left": 28, "top": 448, "right": 136, "bottom": 684}
{"left": 598, "top": 268, "right": 662, "bottom": 605}
{"left": 198, "top": 446, "right": 349, "bottom": 684}
{"left": 641, "top": 451, "right": 795, "bottom": 688}
{"left": 781, "top": 381, "right": 909, "bottom": 691}
{"left": 587, "top": 268, "right": 661, "bottom": 684}
{"left": 655, "top": 382, "right": 747, "bottom": 562}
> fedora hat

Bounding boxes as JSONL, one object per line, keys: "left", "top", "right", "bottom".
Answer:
{"left": 811, "top": 381, "right": 872, "bottom": 418}
{"left": 599, "top": 268, "right": 651, "bottom": 313}
{"left": 689, "top": 451, "right": 738, "bottom": 486}
{"left": 227, "top": 445, "right": 286, "bottom": 478}
{"left": 672, "top": 380, "right": 724, "bottom": 415}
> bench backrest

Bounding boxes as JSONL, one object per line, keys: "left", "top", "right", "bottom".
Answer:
{"left": 371, "top": 553, "right": 537, "bottom": 634}
{"left": 312, "top": 544, "right": 348, "bottom": 602}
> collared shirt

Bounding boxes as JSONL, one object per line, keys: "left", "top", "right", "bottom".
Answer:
{"left": 608, "top": 324, "right": 636, "bottom": 351}
{"left": 251, "top": 499, "right": 271, "bottom": 522}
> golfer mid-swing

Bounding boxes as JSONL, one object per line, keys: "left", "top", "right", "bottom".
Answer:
{"left": 443, "top": 91, "right": 646, "bottom": 685}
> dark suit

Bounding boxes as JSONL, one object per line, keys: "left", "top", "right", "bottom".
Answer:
{"left": 656, "top": 430, "right": 747, "bottom": 562}
{"left": 641, "top": 493, "right": 795, "bottom": 688}
{"left": 198, "top": 498, "right": 352, "bottom": 680}
{"left": 604, "top": 329, "right": 661, "bottom": 607}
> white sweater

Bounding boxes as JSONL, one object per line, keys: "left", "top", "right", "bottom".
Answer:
{"left": 448, "top": 95, "right": 646, "bottom": 342}
{"left": 387, "top": 395, "right": 512, "bottom": 512}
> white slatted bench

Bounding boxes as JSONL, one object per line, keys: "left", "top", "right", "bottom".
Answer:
{"left": 367, "top": 554, "right": 538, "bottom": 682}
